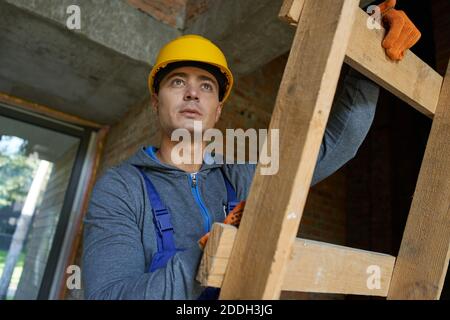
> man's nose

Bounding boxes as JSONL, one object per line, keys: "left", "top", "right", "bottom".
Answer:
{"left": 183, "top": 84, "right": 199, "bottom": 101}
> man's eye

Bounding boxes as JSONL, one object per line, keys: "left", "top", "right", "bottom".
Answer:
{"left": 201, "top": 83, "right": 213, "bottom": 91}
{"left": 172, "top": 79, "right": 184, "bottom": 86}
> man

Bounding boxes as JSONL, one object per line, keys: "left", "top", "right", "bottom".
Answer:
{"left": 82, "top": 1, "right": 420, "bottom": 299}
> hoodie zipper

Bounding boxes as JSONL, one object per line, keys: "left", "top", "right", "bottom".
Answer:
{"left": 188, "top": 172, "right": 211, "bottom": 233}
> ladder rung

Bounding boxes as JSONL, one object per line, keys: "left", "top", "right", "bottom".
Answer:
{"left": 279, "top": 0, "right": 443, "bottom": 119}
{"left": 197, "top": 223, "right": 396, "bottom": 297}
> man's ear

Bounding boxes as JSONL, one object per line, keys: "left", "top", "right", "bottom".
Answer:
{"left": 215, "top": 102, "right": 223, "bottom": 123}
{"left": 151, "top": 94, "right": 159, "bottom": 113}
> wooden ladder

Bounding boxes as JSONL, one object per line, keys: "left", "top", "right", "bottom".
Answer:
{"left": 196, "top": 0, "right": 450, "bottom": 300}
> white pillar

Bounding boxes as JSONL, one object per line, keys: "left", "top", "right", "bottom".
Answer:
{"left": 0, "top": 160, "right": 51, "bottom": 300}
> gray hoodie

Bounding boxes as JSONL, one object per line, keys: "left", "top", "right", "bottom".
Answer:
{"left": 82, "top": 68, "right": 379, "bottom": 299}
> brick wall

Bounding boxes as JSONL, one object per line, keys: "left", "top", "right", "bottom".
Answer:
{"left": 126, "top": 0, "right": 210, "bottom": 30}
{"left": 97, "top": 96, "right": 160, "bottom": 175}
{"left": 127, "top": 0, "right": 187, "bottom": 28}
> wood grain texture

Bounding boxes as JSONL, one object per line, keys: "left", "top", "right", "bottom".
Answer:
{"left": 196, "top": 224, "right": 237, "bottom": 288}
{"left": 219, "top": 0, "right": 359, "bottom": 299}
{"left": 198, "top": 224, "right": 396, "bottom": 296}
{"left": 387, "top": 62, "right": 450, "bottom": 300}
{"left": 278, "top": 0, "right": 305, "bottom": 26}
{"left": 280, "top": 0, "right": 443, "bottom": 118}
{"left": 345, "top": 9, "right": 442, "bottom": 118}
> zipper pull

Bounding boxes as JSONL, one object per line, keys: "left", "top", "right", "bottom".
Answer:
{"left": 191, "top": 173, "right": 197, "bottom": 187}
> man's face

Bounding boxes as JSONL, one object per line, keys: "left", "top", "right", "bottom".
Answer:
{"left": 152, "top": 66, "right": 223, "bottom": 135}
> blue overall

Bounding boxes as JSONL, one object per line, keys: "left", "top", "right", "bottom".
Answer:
{"left": 134, "top": 164, "right": 239, "bottom": 300}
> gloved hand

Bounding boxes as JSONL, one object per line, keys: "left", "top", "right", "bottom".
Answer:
{"left": 376, "top": 0, "right": 421, "bottom": 61}
{"left": 198, "top": 201, "right": 246, "bottom": 250}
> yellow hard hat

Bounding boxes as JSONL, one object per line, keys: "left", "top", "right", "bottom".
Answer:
{"left": 148, "top": 34, "right": 234, "bottom": 103}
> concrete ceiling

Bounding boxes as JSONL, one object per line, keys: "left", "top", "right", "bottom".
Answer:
{"left": 0, "top": 0, "right": 177, "bottom": 125}
{"left": 0, "top": 0, "right": 374, "bottom": 126}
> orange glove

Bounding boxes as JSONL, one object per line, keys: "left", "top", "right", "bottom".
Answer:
{"left": 198, "top": 201, "right": 246, "bottom": 250}
{"left": 376, "top": 0, "right": 421, "bottom": 61}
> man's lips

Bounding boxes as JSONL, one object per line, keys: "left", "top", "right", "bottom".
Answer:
{"left": 179, "top": 107, "right": 202, "bottom": 117}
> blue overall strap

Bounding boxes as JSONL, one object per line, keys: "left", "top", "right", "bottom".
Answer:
{"left": 133, "top": 165, "right": 181, "bottom": 272}
{"left": 221, "top": 170, "right": 239, "bottom": 214}
{"left": 197, "top": 286, "right": 221, "bottom": 300}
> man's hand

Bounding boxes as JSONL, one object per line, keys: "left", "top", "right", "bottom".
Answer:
{"left": 377, "top": 0, "right": 421, "bottom": 61}
{"left": 198, "top": 201, "right": 246, "bottom": 250}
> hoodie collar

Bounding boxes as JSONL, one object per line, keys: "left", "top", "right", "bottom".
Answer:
{"left": 125, "top": 145, "right": 224, "bottom": 174}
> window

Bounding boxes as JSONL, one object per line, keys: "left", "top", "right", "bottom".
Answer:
{"left": 0, "top": 105, "right": 91, "bottom": 299}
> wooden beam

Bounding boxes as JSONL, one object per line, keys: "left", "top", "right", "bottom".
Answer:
{"left": 284, "top": 237, "right": 394, "bottom": 296}
{"left": 345, "top": 9, "right": 442, "bottom": 118}
{"left": 387, "top": 62, "right": 450, "bottom": 300}
{"left": 197, "top": 223, "right": 237, "bottom": 288}
{"left": 278, "top": 0, "right": 305, "bottom": 26}
{"left": 198, "top": 224, "right": 396, "bottom": 296}
{"left": 278, "top": 0, "right": 374, "bottom": 25}
{"left": 219, "top": 0, "right": 359, "bottom": 299}
{"left": 279, "top": 0, "right": 443, "bottom": 119}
